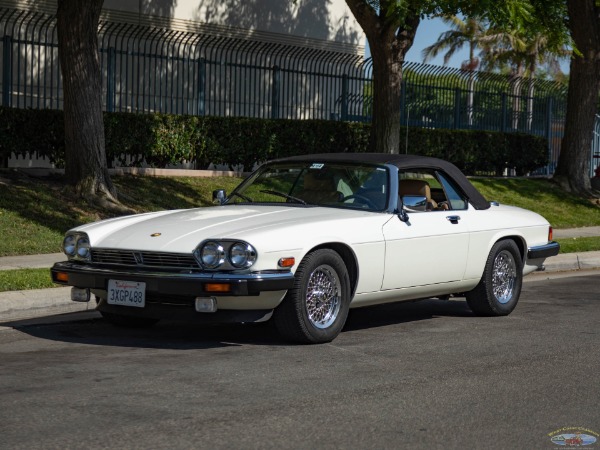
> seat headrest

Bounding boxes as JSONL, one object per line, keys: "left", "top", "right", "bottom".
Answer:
{"left": 303, "top": 172, "right": 335, "bottom": 190}
{"left": 399, "top": 179, "right": 431, "bottom": 199}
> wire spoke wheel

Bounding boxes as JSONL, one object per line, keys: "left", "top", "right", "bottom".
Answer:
{"left": 492, "top": 250, "right": 517, "bottom": 304}
{"left": 274, "top": 249, "right": 350, "bottom": 344}
{"left": 305, "top": 264, "right": 341, "bottom": 329}
{"left": 466, "top": 240, "right": 523, "bottom": 316}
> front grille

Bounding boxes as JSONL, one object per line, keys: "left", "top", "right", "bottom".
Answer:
{"left": 91, "top": 249, "right": 199, "bottom": 270}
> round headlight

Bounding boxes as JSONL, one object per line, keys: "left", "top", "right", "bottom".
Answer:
{"left": 76, "top": 236, "right": 91, "bottom": 259}
{"left": 200, "top": 242, "right": 225, "bottom": 269}
{"left": 63, "top": 235, "right": 77, "bottom": 256}
{"left": 229, "top": 242, "right": 257, "bottom": 268}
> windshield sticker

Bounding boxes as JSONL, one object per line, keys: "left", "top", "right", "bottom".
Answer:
{"left": 310, "top": 163, "right": 325, "bottom": 169}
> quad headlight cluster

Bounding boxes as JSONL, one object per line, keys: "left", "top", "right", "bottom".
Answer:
{"left": 194, "top": 240, "right": 257, "bottom": 270}
{"left": 62, "top": 233, "right": 91, "bottom": 260}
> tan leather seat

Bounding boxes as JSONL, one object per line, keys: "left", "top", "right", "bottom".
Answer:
{"left": 298, "top": 172, "right": 342, "bottom": 204}
{"left": 399, "top": 179, "right": 438, "bottom": 210}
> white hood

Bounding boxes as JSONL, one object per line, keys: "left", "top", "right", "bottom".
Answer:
{"left": 74, "top": 205, "right": 385, "bottom": 254}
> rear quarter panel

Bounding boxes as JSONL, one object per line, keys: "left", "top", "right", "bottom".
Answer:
{"left": 464, "top": 204, "right": 552, "bottom": 280}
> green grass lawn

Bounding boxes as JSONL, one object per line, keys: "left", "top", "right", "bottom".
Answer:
{"left": 0, "top": 171, "right": 241, "bottom": 256}
{"left": 0, "top": 268, "right": 57, "bottom": 292}
{"left": 470, "top": 178, "right": 600, "bottom": 229}
{"left": 555, "top": 236, "right": 600, "bottom": 254}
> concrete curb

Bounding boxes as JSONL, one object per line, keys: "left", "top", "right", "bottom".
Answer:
{"left": 544, "top": 251, "right": 600, "bottom": 272}
{"left": 0, "top": 251, "right": 599, "bottom": 325}
{"left": 0, "top": 287, "right": 96, "bottom": 324}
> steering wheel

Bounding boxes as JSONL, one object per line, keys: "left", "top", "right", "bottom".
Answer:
{"left": 341, "top": 194, "right": 377, "bottom": 209}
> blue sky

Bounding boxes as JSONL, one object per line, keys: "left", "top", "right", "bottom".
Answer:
{"left": 366, "top": 17, "right": 570, "bottom": 73}
{"left": 405, "top": 17, "right": 469, "bottom": 67}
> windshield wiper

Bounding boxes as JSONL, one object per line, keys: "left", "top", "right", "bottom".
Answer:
{"left": 228, "top": 192, "right": 253, "bottom": 202}
{"left": 260, "top": 189, "right": 307, "bottom": 205}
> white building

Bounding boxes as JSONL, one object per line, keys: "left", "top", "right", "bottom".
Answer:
{"left": 1, "top": 0, "right": 367, "bottom": 168}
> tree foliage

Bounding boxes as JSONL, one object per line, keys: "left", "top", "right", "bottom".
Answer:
{"left": 344, "top": 0, "right": 546, "bottom": 153}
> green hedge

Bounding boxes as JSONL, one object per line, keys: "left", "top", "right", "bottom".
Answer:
{"left": 0, "top": 107, "right": 547, "bottom": 175}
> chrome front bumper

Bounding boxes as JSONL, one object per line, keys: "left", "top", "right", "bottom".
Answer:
{"left": 51, "top": 261, "right": 294, "bottom": 297}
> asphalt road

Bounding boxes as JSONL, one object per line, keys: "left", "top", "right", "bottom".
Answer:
{"left": 1, "top": 271, "right": 599, "bottom": 449}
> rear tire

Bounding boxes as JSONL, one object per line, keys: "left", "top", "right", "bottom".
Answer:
{"left": 466, "top": 240, "right": 523, "bottom": 316}
{"left": 273, "top": 249, "right": 350, "bottom": 344}
{"left": 100, "top": 311, "right": 159, "bottom": 328}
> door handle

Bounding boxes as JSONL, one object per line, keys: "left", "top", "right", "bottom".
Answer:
{"left": 446, "top": 215, "right": 461, "bottom": 224}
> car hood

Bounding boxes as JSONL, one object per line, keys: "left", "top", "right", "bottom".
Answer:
{"left": 74, "top": 205, "right": 382, "bottom": 253}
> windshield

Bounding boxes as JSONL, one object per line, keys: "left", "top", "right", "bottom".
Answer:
{"left": 228, "top": 161, "right": 390, "bottom": 212}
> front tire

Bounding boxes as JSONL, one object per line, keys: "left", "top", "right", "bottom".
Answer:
{"left": 466, "top": 240, "right": 523, "bottom": 316}
{"left": 273, "top": 249, "right": 350, "bottom": 344}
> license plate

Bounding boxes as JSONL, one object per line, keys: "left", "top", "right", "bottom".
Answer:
{"left": 107, "top": 279, "right": 146, "bottom": 308}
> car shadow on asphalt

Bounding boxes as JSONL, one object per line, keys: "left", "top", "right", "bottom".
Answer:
{"left": 344, "top": 298, "right": 473, "bottom": 332}
{"left": 7, "top": 298, "right": 473, "bottom": 349}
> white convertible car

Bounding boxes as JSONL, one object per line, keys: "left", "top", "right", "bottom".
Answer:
{"left": 52, "top": 153, "right": 559, "bottom": 343}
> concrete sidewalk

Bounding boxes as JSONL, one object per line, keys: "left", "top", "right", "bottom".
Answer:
{"left": 1, "top": 227, "right": 600, "bottom": 324}
{"left": 553, "top": 226, "right": 600, "bottom": 239}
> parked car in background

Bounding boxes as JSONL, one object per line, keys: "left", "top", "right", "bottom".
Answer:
{"left": 52, "top": 153, "right": 559, "bottom": 343}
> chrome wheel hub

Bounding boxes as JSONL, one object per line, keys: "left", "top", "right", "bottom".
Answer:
{"left": 305, "top": 264, "right": 341, "bottom": 329}
{"left": 492, "top": 250, "right": 517, "bottom": 304}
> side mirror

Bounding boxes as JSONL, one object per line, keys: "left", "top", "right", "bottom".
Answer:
{"left": 212, "top": 189, "right": 227, "bottom": 205}
{"left": 402, "top": 195, "right": 428, "bottom": 211}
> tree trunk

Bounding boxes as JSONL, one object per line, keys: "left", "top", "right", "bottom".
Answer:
{"left": 344, "top": 0, "right": 419, "bottom": 154}
{"left": 554, "top": 0, "right": 600, "bottom": 196}
{"left": 370, "top": 39, "right": 404, "bottom": 154}
{"left": 57, "top": 0, "right": 123, "bottom": 208}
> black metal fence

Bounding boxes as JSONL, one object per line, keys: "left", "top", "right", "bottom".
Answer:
{"left": 0, "top": 6, "right": 568, "bottom": 173}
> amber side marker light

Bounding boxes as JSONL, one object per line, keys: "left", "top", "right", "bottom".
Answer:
{"left": 278, "top": 257, "right": 295, "bottom": 268}
{"left": 205, "top": 283, "right": 231, "bottom": 293}
{"left": 549, "top": 226, "right": 554, "bottom": 241}
{"left": 55, "top": 272, "right": 69, "bottom": 282}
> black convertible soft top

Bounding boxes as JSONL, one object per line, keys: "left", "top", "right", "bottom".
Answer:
{"left": 274, "top": 153, "right": 491, "bottom": 210}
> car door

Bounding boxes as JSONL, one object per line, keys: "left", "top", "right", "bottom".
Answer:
{"left": 381, "top": 170, "right": 471, "bottom": 290}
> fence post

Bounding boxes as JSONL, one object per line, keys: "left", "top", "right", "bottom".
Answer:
{"left": 453, "top": 88, "right": 461, "bottom": 129}
{"left": 341, "top": 74, "right": 348, "bottom": 121}
{"left": 545, "top": 97, "right": 554, "bottom": 175}
{"left": 271, "top": 65, "right": 280, "bottom": 119}
{"left": 400, "top": 79, "right": 406, "bottom": 126}
{"left": 106, "top": 47, "right": 116, "bottom": 112}
{"left": 197, "top": 58, "right": 205, "bottom": 116}
{"left": 2, "top": 35, "right": 13, "bottom": 107}
{"left": 501, "top": 93, "right": 507, "bottom": 133}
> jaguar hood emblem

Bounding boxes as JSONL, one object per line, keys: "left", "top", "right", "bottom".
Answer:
{"left": 150, "top": 233, "right": 162, "bottom": 237}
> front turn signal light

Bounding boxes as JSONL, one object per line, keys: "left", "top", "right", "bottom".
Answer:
{"left": 548, "top": 226, "right": 553, "bottom": 241}
{"left": 278, "top": 257, "right": 295, "bottom": 268}
{"left": 205, "top": 283, "right": 231, "bottom": 293}
{"left": 55, "top": 272, "right": 69, "bottom": 282}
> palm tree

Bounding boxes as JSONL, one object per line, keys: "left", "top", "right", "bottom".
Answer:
{"left": 421, "top": 15, "right": 489, "bottom": 126}
{"left": 482, "top": 27, "right": 570, "bottom": 131}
